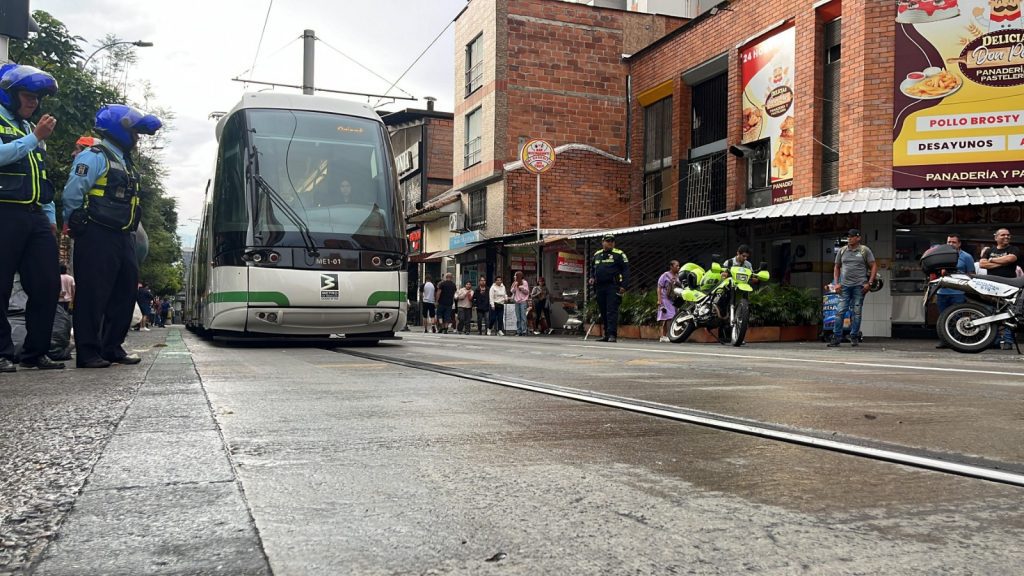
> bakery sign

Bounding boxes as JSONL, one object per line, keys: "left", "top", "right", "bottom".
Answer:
{"left": 740, "top": 26, "right": 796, "bottom": 204}
{"left": 892, "top": 0, "right": 1024, "bottom": 188}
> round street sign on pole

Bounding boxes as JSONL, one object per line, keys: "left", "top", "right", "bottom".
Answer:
{"left": 521, "top": 139, "right": 556, "bottom": 174}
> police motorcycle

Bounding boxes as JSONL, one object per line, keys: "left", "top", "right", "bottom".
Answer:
{"left": 922, "top": 244, "right": 1024, "bottom": 353}
{"left": 667, "top": 261, "right": 770, "bottom": 346}
{"left": 560, "top": 289, "right": 584, "bottom": 335}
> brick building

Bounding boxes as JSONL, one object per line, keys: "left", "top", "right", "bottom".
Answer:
{"left": 381, "top": 104, "right": 454, "bottom": 314}
{"left": 585, "top": 0, "right": 1024, "bottom": 337}
{"left": 443, "top": 0, "right": 686, "bottom": 294}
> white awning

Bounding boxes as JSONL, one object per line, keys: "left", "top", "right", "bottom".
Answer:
{"left": 570, "top": 187, "right": 1024, "bottom": 240}
{"left": 721, "top": 187, "right": 1024, "bottom": 220}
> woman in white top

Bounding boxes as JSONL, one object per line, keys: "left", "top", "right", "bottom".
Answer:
{"left": 488, "top": 276, "right": 508, "bottom": 336}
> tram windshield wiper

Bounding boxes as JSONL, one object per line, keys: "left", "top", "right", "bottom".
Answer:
{"left": 247, "top": 145, "right": 319, "bottom": 257}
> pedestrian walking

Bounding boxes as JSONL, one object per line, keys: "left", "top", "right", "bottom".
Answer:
{"left": 0, "top": 64, "right": 64, "bottom": 372}
{"left": 511, "top": 271, "right": 530, "bottom": 336}
{"left": 489, "top": 276, "right": 508, "bottom": 336}
{"left": 58, "top": 264, "right": 75, "bottom": 313}
{"left": 589, "top": 234, "right": 630, "bottom": 343}
{"left": 934, "top": 233, "right": 975, "bottom": 349}
{"left": 160, "top": 298, "right": 171, "bottom": 327}
{"left": 420, "top": 275, "right": 436, "bottom": 333}
{"left": 827, "top": 229, "right": 877, "bottom": 348}
{"left": 455, "top": 281, "right": 474, "bottom": 334}
{"left": 436, "top": 273, "right": 457, "bottom": 333}
{"left": 531, "top": 277, "right": 552, "bottom": 334}
{"left": 657, "top": 260, "right": 681, "bottom": 342}
{"left": 135, "top": 283, "right": 152, "bottom": 331}
{"left": 473, "top": 278, "right": 490, "bottom": 335}
{"left": 63, "top": 104, "right": 162, "bottom": 368}
{"left": 979, "top": 228, "right": 1019, "bottom": 350}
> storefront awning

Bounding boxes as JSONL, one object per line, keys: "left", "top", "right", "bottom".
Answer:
{"left": 570, "top": 187, "right": 1024, "bottom": 240}
{"left": 432, "top": 244, "right": 479, "bottom": 259}
{"left": 409, "top": 251, "right": 441, "bottom": 263}
{"left": 721, "top": 186, "right": 1024, "bottom": 220}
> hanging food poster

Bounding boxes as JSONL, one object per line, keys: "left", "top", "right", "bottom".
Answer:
{"left": 893, "top": 0, "right": 1024, "bottom": 188}
{"left": 741, "top": 26, "right": 796, "bottom": 204}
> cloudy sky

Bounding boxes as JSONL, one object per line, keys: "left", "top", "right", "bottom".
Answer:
{"left": 32, "top": 0, "right": 467, "bottom": 247}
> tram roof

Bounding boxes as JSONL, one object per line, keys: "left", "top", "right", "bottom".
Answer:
{"left": 216, "top": 92, "right": 382, "bottom": 140}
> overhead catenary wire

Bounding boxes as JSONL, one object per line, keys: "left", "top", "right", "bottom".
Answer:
{"left": 248, "top": 0, "right": 275, "bottom": 81}
{"left": 315, "top": 36, "right": 414, "bottom": 99}
{"left": 372, "top": 12, "right": 458, "bottom": 108}
{"left": 235, "top": 36, "right": 302, "bottom": 82}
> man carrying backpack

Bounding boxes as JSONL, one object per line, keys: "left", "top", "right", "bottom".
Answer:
{"left": 827, "top": 229, "right": 877, "bottom": 348}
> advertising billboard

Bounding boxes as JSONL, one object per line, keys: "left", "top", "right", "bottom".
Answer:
{"left": 740, "top": 26, "right": 796, "bottom": 204}
{"left": 893, "top": 0, "right": 1024, "bottom": 188}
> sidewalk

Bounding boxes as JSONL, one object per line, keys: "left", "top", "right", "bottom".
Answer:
{"left": 0, "top": 327, "right": 268, "bottom": 575}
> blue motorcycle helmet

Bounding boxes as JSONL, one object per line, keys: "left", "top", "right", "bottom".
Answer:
{"left": 0, "top": 64, "right": 58, "bottom": 116}
{"left": 94, "top": 104, "right": 162, "bottom": 151}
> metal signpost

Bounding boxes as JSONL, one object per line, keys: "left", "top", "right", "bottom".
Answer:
{"left": 520, "top": 139, "right": 556, "bottom": 277}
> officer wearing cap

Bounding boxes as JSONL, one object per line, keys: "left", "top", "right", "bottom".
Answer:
{"left": 0, "top": 63, "right": 64, "bottom": 373}
{"left": 589, "top": 234, "right": 630, "bottom": 342}
{"left": 63, "top": 104, "right": 162, "bottom": 368}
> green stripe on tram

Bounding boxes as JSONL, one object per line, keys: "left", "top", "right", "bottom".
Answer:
{"left": 209, "top": 291, "right": 291, "bottom": 306}
{"left": 366, "top": 291, "right": 406, "bottom": 306}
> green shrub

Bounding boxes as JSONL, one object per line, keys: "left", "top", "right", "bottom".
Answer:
{"left": 749, "top": 285, "right": 821, "bottom": 326}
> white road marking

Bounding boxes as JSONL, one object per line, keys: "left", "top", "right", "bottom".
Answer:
{"left": 571, "top": 344, "right": 1024, "bottom": 381}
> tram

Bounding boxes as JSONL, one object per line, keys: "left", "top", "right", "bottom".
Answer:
{"left": 184, "top": 93, "right": 408, "bottom": 341}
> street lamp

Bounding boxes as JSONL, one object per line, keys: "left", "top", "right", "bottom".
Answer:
{"left": 79, "top": 40, "right": 154, "bottom": 70}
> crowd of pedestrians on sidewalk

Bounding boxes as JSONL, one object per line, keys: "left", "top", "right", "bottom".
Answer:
{"left": 418, "top": 273, "right": 557, "bottom": 337}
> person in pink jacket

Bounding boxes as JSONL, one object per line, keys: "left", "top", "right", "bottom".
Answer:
{"left": 510, "top": 271, "right": 530, "bottom": 336}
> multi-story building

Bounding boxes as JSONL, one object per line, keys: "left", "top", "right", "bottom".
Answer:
{"left": 434, "top": 0, "right": 686, "bottom": 292}
{"left": 381, "top": 102, "right": 454, "bottom": 313}
{"left": 590, "top": 0, "right": 1024, "bottom": 337}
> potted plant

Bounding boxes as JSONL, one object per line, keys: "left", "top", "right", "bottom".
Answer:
{"left": 749, "top": 285, "right": 821, "bottom": 341}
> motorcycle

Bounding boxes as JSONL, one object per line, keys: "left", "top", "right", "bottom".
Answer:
{"left": 923, "top": 252, "right": 1024, "bottom": 353}
{"left": 561, "top": 289, "right": 584, "bottom": 335}
{"left": 667, "top": 261, "right": 769, "bottom": 346}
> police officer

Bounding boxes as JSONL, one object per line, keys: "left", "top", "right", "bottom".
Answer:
{"left": 63, "top": 104, "right": 162, "bottom": 368}
{"left": 0, "top": 64, "right": 63, "bottom": 372}
{"left": 589, "top": 234, "right": 629, "bottom": 342}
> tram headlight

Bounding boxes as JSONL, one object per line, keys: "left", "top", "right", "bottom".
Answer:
{"left": 268, "top": 252, "right": 280, "bottom": 263}
{"left": 252, "top": 253, "right": 263, "bottom": 263}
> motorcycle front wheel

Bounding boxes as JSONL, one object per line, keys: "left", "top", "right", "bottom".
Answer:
{"left": 937, "top": 302, "right": 998, "bottom": 353}
{"left": 731, "top": 299, "right": 750, "bottom": 347}
{"left": 668, "top": 311, "right": 696, "bottom": 343}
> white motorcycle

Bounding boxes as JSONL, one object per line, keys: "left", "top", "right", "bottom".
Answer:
{"left": 923, "top": 246, "right": 1023, "bottom": 353}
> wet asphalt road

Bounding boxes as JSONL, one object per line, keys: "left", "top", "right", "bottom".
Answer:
{"left": 2, "top": 327, "right": 1023, "bottom": 574}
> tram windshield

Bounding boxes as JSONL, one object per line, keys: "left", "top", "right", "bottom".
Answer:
{"left": 246, "top": 109, "right": 402, "bottom": 252}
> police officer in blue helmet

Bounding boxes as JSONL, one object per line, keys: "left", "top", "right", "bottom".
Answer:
{"left": 0, "top": 64, "right": 64, "bottom": 373}
{"left": 63, "top": 104, "right": 162, "bottom": 368}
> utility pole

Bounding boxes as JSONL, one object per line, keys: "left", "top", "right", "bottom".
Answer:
{"left": 302, "top": 29, "right": 315, "bottom": 95}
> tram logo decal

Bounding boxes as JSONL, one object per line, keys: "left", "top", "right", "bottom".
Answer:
{"left": 320, "top": 274, "right": 340, "bottom": 301}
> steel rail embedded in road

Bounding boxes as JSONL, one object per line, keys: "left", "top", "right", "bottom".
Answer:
{"left": 336, "top": 347, "right": 1024, "bottom": 488}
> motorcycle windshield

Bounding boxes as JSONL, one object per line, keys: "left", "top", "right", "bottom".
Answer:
{"left": 731, "top": 267, "right": 752, "bottom": 283}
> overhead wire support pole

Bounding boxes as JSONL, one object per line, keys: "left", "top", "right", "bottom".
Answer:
{"left": 302, "top": 29, "right": 315, "bottom": 95}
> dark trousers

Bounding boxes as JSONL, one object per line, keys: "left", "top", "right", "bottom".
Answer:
{"left": 458, "top": 307, "right": 472, "bottom": 333}
{"left": 475, "top": 309, "right": 488, "bottom": 334}
{"left": 0, "top": 207, "right": 59, "bottom": 361}
{"left": 489, "top": 304, "right": 504, "bottom": 331}
{"left": 73, "top": 226, "right": 138, "bottom": 363}
{"left": 596, "top": 285, "right": 621, "bottom": 337}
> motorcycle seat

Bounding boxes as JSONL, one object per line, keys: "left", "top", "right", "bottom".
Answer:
{"left": 969, "top": 274, "right": 1024, "bottom": 288}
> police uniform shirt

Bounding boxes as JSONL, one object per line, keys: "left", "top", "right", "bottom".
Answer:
{"left": 0, "top": 106, "right": 56, "bottom": 224}
{"left": 62, "top": 139, "right": 126, "bottom": 223}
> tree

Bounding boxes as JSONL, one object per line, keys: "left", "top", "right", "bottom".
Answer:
{"left": 9, "top": 11, "right": 182, "bottom": 296}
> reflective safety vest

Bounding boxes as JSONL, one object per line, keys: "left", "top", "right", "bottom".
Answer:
{"left": 85, "top": 145, "right": 141, "bottom": 231}
{"left": 0, "top": 114, "right": 53, "bottom": 206}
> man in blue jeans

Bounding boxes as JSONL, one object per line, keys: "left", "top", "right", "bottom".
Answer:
{"left": 934, "top": 233, "right": 975, "bottom": 349}
{"left": 828, "top": 229, "right": 877, "bottom": 348}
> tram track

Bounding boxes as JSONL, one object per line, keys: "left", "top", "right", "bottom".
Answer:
{"left": 335, "top": 346, "right": 1024, "bottom": 488}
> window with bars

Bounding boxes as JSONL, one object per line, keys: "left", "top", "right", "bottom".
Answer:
{"left": 465, "top": 34, "right": 484, "bottom": 97}
{"left": 681, "top": 152, "right": 726, "bottom": 219}
{"left": 691, "top": 73, "right": 728, "bottom": 149}
{"left": 643, "top": 97, "right": 673, "bottom": 222}
{"left": 464, "top": 107, "right": 482, "bottom": 168}
{"left": 821, "top": 19, "right": 841, "bottom": 195}
{"left": 469, "top": 189, "right": 486, "bottom": 229}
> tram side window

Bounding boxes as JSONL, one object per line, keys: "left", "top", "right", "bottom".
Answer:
{"left": 213, "top": 113, "right": 248, "bottom": 261}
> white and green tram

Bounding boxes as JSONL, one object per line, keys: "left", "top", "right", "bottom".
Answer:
{"left": 185, "top": 93, "right": 408, "bottom": 341}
